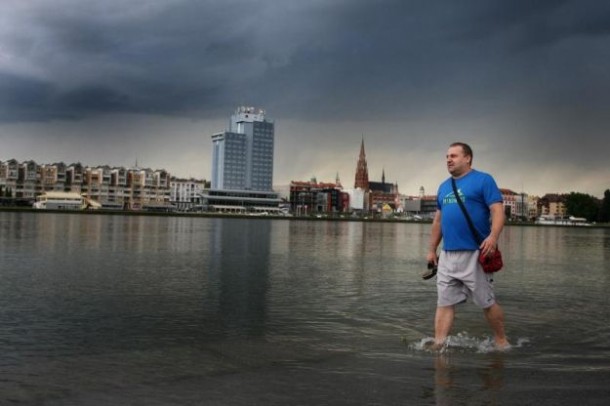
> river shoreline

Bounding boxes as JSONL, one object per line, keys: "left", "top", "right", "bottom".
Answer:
{"left": 1, "top": 206, "right": 608, "bottom": 228}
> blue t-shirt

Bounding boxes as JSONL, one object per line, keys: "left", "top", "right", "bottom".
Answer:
{"left": 437, "top": 169, "right": 503, "bottom": 251}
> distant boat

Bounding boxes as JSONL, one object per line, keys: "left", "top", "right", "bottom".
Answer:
{"left": 536, "top": 215, "right": 591, "bottom": 226}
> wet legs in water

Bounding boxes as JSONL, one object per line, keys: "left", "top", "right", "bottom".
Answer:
{"left": 484, "top": 303, "right": 509, "bottom": 349}
{"left": 434, "top": 303, "right": 510, "bottom": 349}
{"left": 434, "top": 305, "right": 454, "bottom": 349}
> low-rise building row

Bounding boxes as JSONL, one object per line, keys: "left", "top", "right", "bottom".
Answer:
{"left": 0, "top": 159, "right": 178, "bottom": 210}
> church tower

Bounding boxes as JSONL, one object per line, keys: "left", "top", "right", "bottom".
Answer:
{"left": 354, "top": 138, "right": 369, "bottom": 190}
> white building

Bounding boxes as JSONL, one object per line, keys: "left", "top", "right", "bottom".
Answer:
{"left": 33, "top": 192, "right": 85, "bottom": 210}
{"left": 346, "top": 188, "right": 366, "bottom": 210}
{"left": 170, "top": 178, "right": 206, "bottom": 210}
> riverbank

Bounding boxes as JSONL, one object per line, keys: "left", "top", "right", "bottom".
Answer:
{"left": 0, "top": 206, "right": 419, "bottom": 223}
{"left": 2, "top": 206, "right": 609, "bottom": 228}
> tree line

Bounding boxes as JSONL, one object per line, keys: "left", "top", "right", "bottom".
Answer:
{"left": 565, "top": 189, "right": 610, "bottom": 223}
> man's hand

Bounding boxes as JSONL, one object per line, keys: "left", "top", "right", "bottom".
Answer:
{"left": 479, "top": 235, "right": 498, "bottom": 257}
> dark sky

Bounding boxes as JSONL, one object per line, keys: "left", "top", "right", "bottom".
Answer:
{"left": 1, "top": 0, "right": 609, "bottom": 196}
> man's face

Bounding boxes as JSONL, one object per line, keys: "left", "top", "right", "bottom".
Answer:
{"left": 446, "top": 145, "right": 471, "bottom": 177}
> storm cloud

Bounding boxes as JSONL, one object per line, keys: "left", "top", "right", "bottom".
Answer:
{"left": 1, "top": 0, "right": 609, "bottom": 196}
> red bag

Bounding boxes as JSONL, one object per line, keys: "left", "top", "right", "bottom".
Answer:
{"left": 479, "top": 249, "right": 503, "bottom": 273}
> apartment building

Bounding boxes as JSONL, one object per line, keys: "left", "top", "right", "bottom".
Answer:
{"left": 0, "top": 159, "right": 173, "bottom": 210}
{"left": 289, "top": 180, "right": 349, "bottom": 215}
{"left": 40, "top": 162, "right": 67, "bottom": 192}
{"left": 125, "top": 167, "right": 171, "bottom": 210}
{"left": 16, "top": 160, "right": 39, "bottom": 199}
{"left": 0, "top": 159, "right": 19, "bottom": 197}
{"left": 66, "top": 163, "right": 84, "bottom": 194}
{"left": 538, "top": 194, "right": 567, "bottom": 218}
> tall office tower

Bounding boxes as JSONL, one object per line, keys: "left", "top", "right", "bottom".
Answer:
{"left": 211, "top": 106, "right": 275, "bottom": 191}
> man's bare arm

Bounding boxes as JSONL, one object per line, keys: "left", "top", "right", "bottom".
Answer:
{"left": 481, "top": 202, "right": 505, "bottom": 256}
{"left": 427, "top": 209, "right": 442, "bottom": 264}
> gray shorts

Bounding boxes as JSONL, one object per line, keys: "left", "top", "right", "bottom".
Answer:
{"left": 437, "top": 250, "right": 496, "bottom": 308}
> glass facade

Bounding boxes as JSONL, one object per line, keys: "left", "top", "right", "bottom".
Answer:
{"left": 211, "top": 107, "right": 274, "bottom": 192}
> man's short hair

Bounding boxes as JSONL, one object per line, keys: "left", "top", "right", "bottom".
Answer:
{"left": 450, "top": 142, "right": 473, "bottom": 163}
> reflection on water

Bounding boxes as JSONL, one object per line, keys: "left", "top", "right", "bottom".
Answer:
{"left": 1, "top": 212, "right": 609, "bottom": 405}
{"left": 208, "top": 219, "right": 271, "bottom": 337}
{"left": 434, "top": 353, "right": 505, "bottom": 406}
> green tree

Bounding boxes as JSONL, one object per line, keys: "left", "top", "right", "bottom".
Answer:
{"left": 598, "top": 189, "right": 610, "bottom": 223}
{"left": 565, "top": 192, "right": 600, "bottom": 222}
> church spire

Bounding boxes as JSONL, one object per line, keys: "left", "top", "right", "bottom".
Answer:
{"left": 354, "top": 137, "right": 369, "bottom": 189}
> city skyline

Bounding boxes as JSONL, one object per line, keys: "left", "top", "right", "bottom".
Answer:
{"left": 1, "top": 156, "right": 602, "bottom": 204}
{"left": 1, "top": 1, "right": 609, "bottom": 198}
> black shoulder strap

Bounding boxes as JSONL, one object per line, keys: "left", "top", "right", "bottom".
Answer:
{"left": 451, "top": 178, "right": 483, "bottom": 245}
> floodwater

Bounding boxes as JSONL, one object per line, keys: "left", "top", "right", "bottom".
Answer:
{"left": 1, "top": 212, "right": 609, "bottom": 405}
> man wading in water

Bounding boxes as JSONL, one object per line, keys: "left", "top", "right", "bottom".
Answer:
{"left": 426, "top": 142, "right": 509, "bottom": 350}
